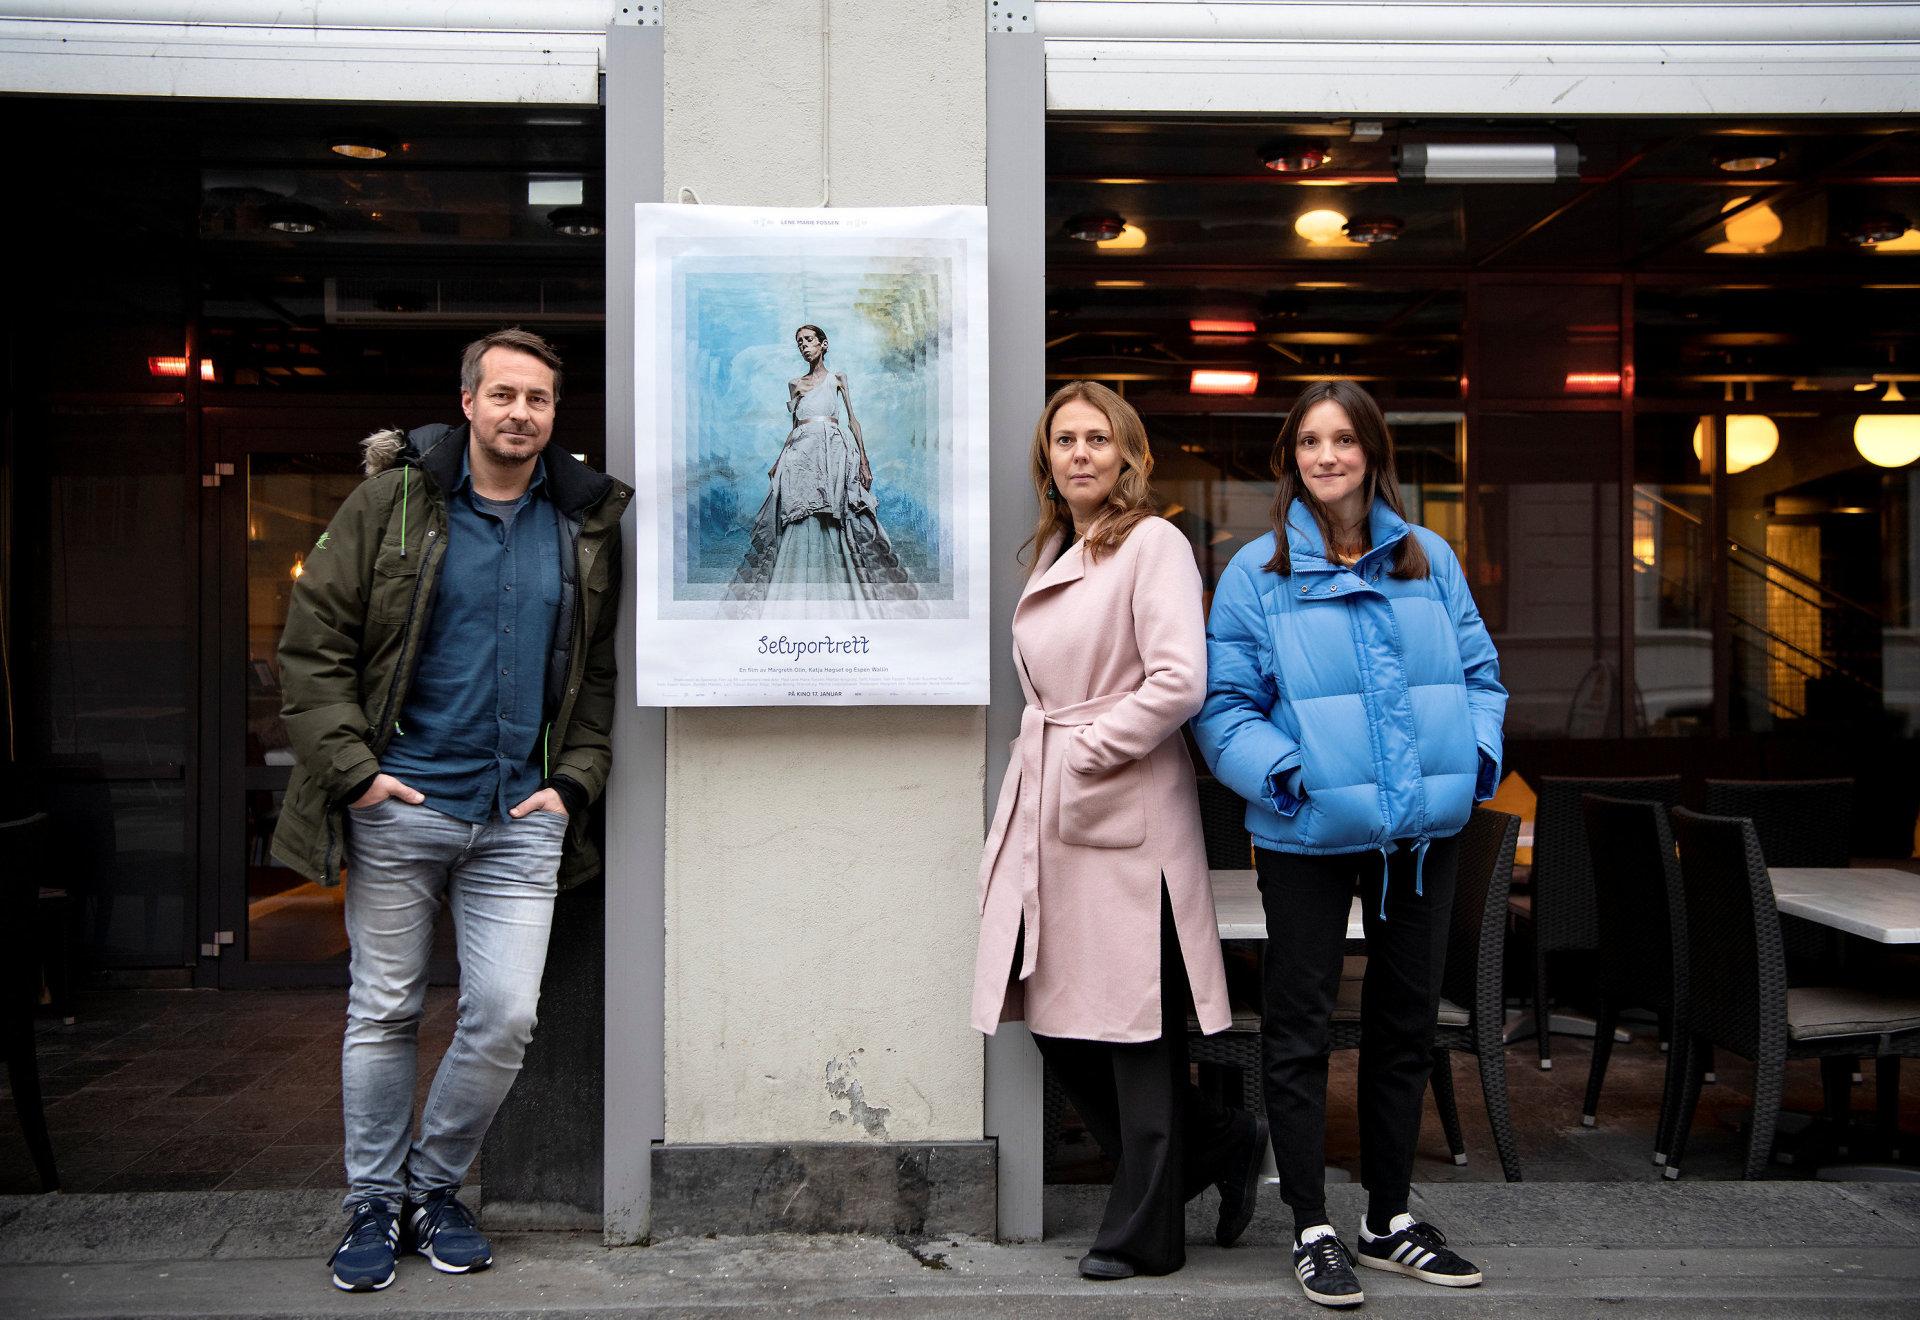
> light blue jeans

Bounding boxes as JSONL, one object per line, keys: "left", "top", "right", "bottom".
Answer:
{"left": 340, "top": 797, "right": 565, "bottom": 1211}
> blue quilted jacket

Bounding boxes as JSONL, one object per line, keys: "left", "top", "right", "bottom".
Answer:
{"left": 1194, "top": 499, "right": 1507, "bottom": 887}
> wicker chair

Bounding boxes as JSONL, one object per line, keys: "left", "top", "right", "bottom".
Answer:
{"left": 1664, "top": 808, "right": 1920, "bottom": 1180}
{"left": 1510, "top": 775, "right": 1682, "bottom": 1070}
{"left": 1193, "top": 809, "right": 1524, "bottom": 1182}
{"left": 2, "top": 813, "right": 59, "bottom": 1192}
{"left": 1701, "top": 779, "right": 1854, "bottom": 868}
{"left": 1197, "top": 775, "right": 1255, "bottom": 871}
{"left": 1579, "top": 795, "right": 1689, "bottom": 1164}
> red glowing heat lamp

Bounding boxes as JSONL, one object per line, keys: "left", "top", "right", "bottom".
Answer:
{"left": 1191, "top": 369, "right": 1259, "bottom": 396}
{"left": 149, "top": 357, "right": 215, "bottom": 381}
{"left": 1564, "top": 371, "right": 1621, "bottom": 393}
{"left": 1190, "top": 318, "right": 1258, "bottom": 334}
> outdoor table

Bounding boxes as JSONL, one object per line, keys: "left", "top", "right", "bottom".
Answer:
{"left": 1768, "top": 867, "right": 1920, "bottom": 944}
{"left": 1211, "top": 868, "right": 1362, "bottom": 942}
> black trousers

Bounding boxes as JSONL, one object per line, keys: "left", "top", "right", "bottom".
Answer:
{"left": 1031, "top": 887, "right": 1240, "bottom": 1275}
{"left": 1255, "top": 835, "right": 1459, "bottom": 1233}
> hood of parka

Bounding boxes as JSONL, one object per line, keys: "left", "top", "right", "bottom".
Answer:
{"left": 359, "top": 422, "right": 627, "bottom": 521}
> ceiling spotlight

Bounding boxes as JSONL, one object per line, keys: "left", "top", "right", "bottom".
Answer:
{"left": 1841, "top": 212, "right": 1911, "bottom": 247}
{"left": 547, "top": 206, "right": 604, "bottom": 238}
{"left": 1260, "top": 137, "right": 1331, "bottom": 174}
{"left": 1344, "top": 215, "right": 1404, "bottom": 245}
{"left": 1399, "top": 142, "right": 1579, "bottom": 183}
{"left": 1712, "top": 144, "right": 1783, "bottom": 173}
{"left": 1066, "top": 211, "right": 1128, "bottom": 243}
{"left": 1191, "top": 369, "right": 1259, "bottom": 396}
{"left": 262, "top": 202, "right": 326, "bottom": 234}
{"left": 327, "top": 131, "right": 394, "bottom": 160}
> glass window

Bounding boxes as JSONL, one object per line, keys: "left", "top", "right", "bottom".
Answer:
{"left": 1633, "top": 416, "right": 1714, "bottom": 735}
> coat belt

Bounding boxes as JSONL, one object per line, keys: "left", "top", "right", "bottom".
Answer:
{"left": 1012, "top": 689, "right": 1132, "bottom": 982}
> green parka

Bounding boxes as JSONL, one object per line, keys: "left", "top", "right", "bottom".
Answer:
{"left": 271, "top": 422, "right": 632, "bottom": 890}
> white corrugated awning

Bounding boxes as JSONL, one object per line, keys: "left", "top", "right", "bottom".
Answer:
{"left": 1035, "top": 1, "right": 1920, "bottom": 115}
{"left": 0, "top": 2, "right": 653, "bottom": 104}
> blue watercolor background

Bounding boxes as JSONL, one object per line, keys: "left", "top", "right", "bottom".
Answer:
{"left": 674, "top": 257, "right": 952, "bottom": 596}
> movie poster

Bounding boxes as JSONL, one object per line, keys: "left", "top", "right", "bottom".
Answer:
{"left": 632, "top": 204, "right": 989, "bottom": 705}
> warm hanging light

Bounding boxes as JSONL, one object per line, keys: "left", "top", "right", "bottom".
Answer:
{"left": 1096, "top": 223, "right": 1148, "bottom": 251}
{"left": 1854, "top": 382, "right": 1920, "bottom": 468}
{"left": 1343, "top": 215, "right": 1403, "bottom": 244}
{"left": 1190, "top": 318, "right": 1258, "bottom": 334}
{"left": 1708, "top": 197, "right": 1782, "bottom": 254}
{"left": 1712, "top": 143, "right": 1783, "bottom": 173}
{"left": 327, "top": 131, "right": 394, "bottom": 160}
{"left": 1563, "top": 371, "right": 1621, "bottom": 394}
{"left": 1190, "top": 369, "right": 1259, "bottom": 395}
{"left": 1840, "top": 212, "right": 1911, "bottom": 247}
{"left": 1691, "top": 414, "right": 1779, "bottom": 474}
{"left": 148, "top": 356, "right": 215, "bottom": 381}
{"left": 1066, "top": 211, "right": 1127, "bottom": 243}
{"left": 1294, "top": 209, "right": 1350, "bottom": 246}
{"left": 1260, "top": 138, "right": 1331, "bottom": 174}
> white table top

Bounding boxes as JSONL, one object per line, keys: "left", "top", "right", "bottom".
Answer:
{"left": 1212, "top": 868, "right": 1363, "bottom": 942}
{"left": 1769, "top": 867, "right": 1920, "bottom": 944}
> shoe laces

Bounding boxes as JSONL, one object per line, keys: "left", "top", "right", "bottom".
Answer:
{"left": 1401, "top": 1220, "right": 1449, "bottom": 1250}
{"left": 1305, "top": 1234, "right": 1352, "bottom": 1276}
{"left": 342, "top": 1202, "right": 393, "bottom": 1251}
{"left": 420, "top": 1189, "right": 477, "bottom": 1234}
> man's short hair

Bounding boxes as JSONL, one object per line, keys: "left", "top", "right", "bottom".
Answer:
{"left": 461, "top": 328, "right": 563, "bottom": 400}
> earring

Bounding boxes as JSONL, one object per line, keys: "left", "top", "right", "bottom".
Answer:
{"left": 1046, "top": 481, "right": 1059, "bottom": 500}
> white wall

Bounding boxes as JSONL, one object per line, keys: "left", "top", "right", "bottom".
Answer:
{"left": 660, "top": 0, "right": 986, "bottom": 1145}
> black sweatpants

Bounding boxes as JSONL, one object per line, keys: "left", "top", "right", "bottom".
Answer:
{"left": 1255, "top": 835, "right": 1459, "bottom": 1235}
{"left": 1032, "top": 887, "right": 1241, "bottom": 1275}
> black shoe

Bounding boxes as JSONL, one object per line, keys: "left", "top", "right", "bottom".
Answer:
{"left": 1078, "top": 1249, "right": 1136, "bottom": 1280}
{"left": 1293, "top": 1229, "right": 1364, "bottom": 1308}
{"left": 1356, "top": 1216, "right": 1482, "bottom": 1287}
{"left": 329, "top": 1200, "right": 398, "bottom": 1293}
{"left": 1214, "top": 1109, "right": 1268, "bottom": 1248}
{"left": 408, "top": 1188, "right": 493, "bottom": 1274}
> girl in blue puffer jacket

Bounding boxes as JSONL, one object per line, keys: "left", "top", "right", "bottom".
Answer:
{"left": 1194, "top": 380, "right": 1506, "bottom": 1308}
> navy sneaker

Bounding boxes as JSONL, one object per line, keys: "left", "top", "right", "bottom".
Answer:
{"left": 1293, "top": 1227, "right": 1364, "bottom": 1308}
{"left": 408, "top": 1188, "right": 493, "bottom": 1274}
{"left": 1356, "top": 1216, "right": 1483, "bottom": 1287}
{"left": 329, "top": 1200, "right": 398, "bottom": 1292}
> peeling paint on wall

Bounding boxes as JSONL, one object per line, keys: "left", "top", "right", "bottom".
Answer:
{"left": 825, "top": 1051, "right": 891, "bottom": 1139}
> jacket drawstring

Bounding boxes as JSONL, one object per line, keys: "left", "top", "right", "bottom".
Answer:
{"left": 1376, "top": 836, "right": 1433, "bottom": 920}
{"left": 400, "top": 467, "right": 410, "bottom": 556}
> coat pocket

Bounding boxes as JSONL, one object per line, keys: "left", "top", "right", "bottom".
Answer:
{"left": 370, "top": 548, "right": 420, "bottom": 624}
{"left": 1058, "top": 759, "right": 1147, "bottom": 849}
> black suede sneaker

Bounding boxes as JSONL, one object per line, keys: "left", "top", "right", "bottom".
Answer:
{"left": 1293, "top": 1228, "right": 1364, "bottom": 1308}
{"left": 1356, "top": 1216, "right": 1482, "bottom": 1287}
{"left": 408, "top": 1188, "right": 493, "bottom": 1274}
{"left": 1214, "top": 1109, "right": 1268, "bottom": 1248}
{"left": 328, "top": 1200, "right": 398, "bottom": 1292}
{"left": 1077, "top": 1249, "right": 1136, "bottom": 1280}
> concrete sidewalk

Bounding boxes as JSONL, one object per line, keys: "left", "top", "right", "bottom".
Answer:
{"left": 2, "top": 1182, "right": 1916, "bottom": 1318}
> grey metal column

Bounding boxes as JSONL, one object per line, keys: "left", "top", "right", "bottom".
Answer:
{"left": 603, "top": 14, "right": 667, "bottom": 1248}
{"left": 983, "top": 4, "right": 1046, "bottom": 1245}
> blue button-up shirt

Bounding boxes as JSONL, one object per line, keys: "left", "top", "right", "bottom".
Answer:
{"left": 382, "top": 453, "right": 562, "bottom": 823}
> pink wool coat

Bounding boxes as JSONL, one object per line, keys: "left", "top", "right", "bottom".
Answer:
{"left": 972, "top": 516, "right": 1232, "bottom": 1043}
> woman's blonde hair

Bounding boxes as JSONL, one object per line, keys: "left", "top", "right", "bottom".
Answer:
{"left": 1021, "top": 380, "right": 1158, "bottom": 573}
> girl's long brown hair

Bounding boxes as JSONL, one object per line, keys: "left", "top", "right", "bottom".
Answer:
{"left": 1264, "top": 379, "right": 1429, "bottom": 579}
{"left": 1020, "top": 381, "right": 1158, "bottom": 573}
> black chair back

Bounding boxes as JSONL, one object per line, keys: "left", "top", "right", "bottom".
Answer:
{"left": 1670, "top": 807, "right": 1788, "bottom": 1061}
{"left": 1581, "top": 794, "right": 1685, "bottom": 1015}
{"left": 1533, "top": 775, "right": 1682, "bottom": 953}
{"left": 1441, "top": 808, "right": 1520, "bottom": 1025}
{"left": 1702, "top": 778, "right": 1853, "bottom": 868}
{"left": 1197, "top": 775, "right": 1254, "bottom": 871}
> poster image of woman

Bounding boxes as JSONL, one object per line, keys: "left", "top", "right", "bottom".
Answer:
{"left": 726, "top": 324, "right": 920, "bottom": 615}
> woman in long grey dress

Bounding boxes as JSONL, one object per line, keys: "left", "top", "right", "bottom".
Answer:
{"left": 728, "top": 324, "right": 918, "bottom": 613}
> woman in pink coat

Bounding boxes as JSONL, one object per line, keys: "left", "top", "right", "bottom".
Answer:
{"left": 972, "top": 380, "right": 1266, "bottom": 1281}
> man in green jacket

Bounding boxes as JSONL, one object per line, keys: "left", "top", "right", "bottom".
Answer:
{"left": 273, "top": 328, "right": 630, "bottom": 1292}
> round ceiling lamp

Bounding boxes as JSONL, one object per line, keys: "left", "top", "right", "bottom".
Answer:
{"left": 1096, "top": 223, "right": 1148, "bottom": 251}
{"left": 1710, "top": 196, "right": 1783, "bottom": 254}
{"left": 1260, "top": 137, "right": 1331, "bottom": 173}
{"left": 547, "top": 206, "right": 604, "bottom": 237}
{"left": 1854, "top": 382, "right": 1920, "bottom": 468}
{"left": 1712, "top": 143, "right": 1783, "bottom": 173}
{"left": 327, "top": 131, "right": 394, "bottom": 160}
{"left": 1066, "top": 211, "right": 1128, "bottom": 243}
{"left": 1840, "top": 212, "right": 1911, "bottom": 247}
{"left": 1293, "top": 209, "right": 1349, "bottom": 246}
{"left": 1690, "top": 414, "right": 1779, "bottom": 474}
{"left": 262, "top": 201, "right": 326, "bottom": 234}
{"left": 1343, "top": 215, "right": 1404, "bottom": 245}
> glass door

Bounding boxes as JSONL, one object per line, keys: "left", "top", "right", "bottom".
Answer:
{"left": 206, "top": 405, "right": 457, "bottom": 986}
